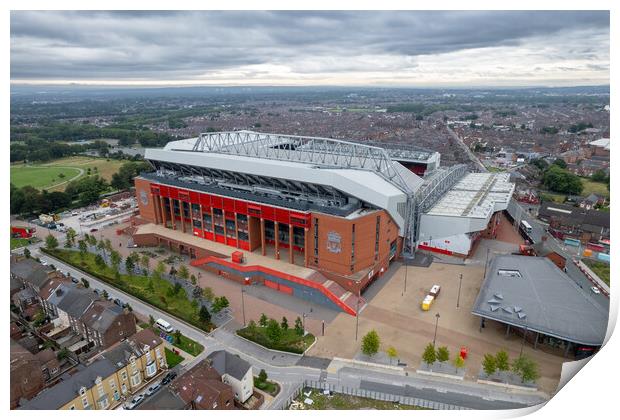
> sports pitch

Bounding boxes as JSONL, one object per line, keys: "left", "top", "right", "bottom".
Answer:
{"left": 11, "top": 156, "right": 128, "bottom": 191}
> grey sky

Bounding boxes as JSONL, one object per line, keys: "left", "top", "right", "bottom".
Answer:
{"left": 10, "top": 11, "right": 610, "bottom": 87}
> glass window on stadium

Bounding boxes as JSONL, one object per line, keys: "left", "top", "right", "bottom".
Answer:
{"left": 191, "top": 203, "right": 201, "bottom": 217}
{"left": 264, "top": 220, "right": 275, "bottom": 241}
{"left": 182, "top": 202, "right": 190, "bottom": 218}
{"left": 236, "top": 214, "right": 248, "bottom": 231}
{"left": 225, "top": 220, "right": 236, "bottom": 237}
{"left": 193, "top": 219, "right": 202, "bottom": 229}
{"left": 238, "top": 231, "right": 249, "bottom": 241}
{"left": 203, "top": 214, "right": 213, "bottom": 231}
{"left": 278, "top": 223, "right": 289, "bottom": 244}
{"left": 215, "top": 225, "right": 225, "bottom": 235}
{"left": 173, "top": 200, "right": 180, "bottom": 215}
{"left": 293, "top": 226, "right": 305, "bottom": 248}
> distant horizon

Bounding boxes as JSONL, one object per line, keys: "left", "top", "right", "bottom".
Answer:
{"left": 9, "top": 82, "right": 611, "bottom": 91}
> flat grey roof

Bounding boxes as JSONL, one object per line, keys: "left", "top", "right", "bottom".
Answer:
{"left": 472, "top": 255, "right": 608, "bottom": 346}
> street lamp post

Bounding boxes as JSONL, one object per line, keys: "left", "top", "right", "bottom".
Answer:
{"left": 432, "top": 313, "right": 441, "bottom": 347}
{"left": 457, "top": 273, "right": 463, "bottom": 308}
{"left": 355, "top": 288, "right": 361, "bottom": 341}
{"left": 403, "top": 258, "right": 408, "bottom": 295}
{"left": 241, "top": 287, "right": 246, "bottom": 326}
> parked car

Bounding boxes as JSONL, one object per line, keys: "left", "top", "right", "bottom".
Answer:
{"left": 113, "top": 298, "right": 125, "bottom": 307}
{"left": 591, "top": 286, "right": 601, "bottom": 294}
{"left": 70, "top": 277, "right": 79, "bottom": 284}
{"left": 40, "top": 260, "right": 48, "bottom": 266}
{"left": 71, "top": 211, "right": 79, "bottom": 216}
{"left": 124, "top": 394, "right": 145, "bottom": 410}
{"left": 93, "top": 289, "right": 102, "bottom": 296}
{"left": 90, "top": 228, "right": 99, "bottom": 233}
{"left": 145, "top": 382, "right": 161, "bottom": 396}
{"left": 161, "top": 371, "right": 177, "bottom": 385}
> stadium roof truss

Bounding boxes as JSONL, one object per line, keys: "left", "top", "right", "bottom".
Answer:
{"left": 188, "top": 131, "right": 414, "bottom": 195}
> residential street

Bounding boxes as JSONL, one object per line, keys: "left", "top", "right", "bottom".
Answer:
{"left": 29, "top": 245, "right": 550, "bottom": 410}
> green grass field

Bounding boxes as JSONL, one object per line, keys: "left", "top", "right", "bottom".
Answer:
{"left": 580, "top": 178, "right": 610, "bottom": 199}
{"left": 10, "top": 237, "right": 31, "bottom": 249}
{"left": 11, "top": 156, "right": 129, "bottom": 191}
{"left": 583, "top": 259, "right": 610, "bottom": 286}
{"left": 237, "top": 325, "right": 315, "bottom": 354}
{"left": 165, "top": 347, "right": 185, "bottom": 368}
{"left": 43, "top": 248, "right": 213, "bottom": 339}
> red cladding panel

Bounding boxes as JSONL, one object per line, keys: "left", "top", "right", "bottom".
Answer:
{"left": 275, "top": 208, "right": 289, "bottom": 224}
{"left": 204, "top": 232, "right": 214, "bottom": 241}
{"left": 169, "top": 187, "right": 179, "bottom": 200}
{"left": 223, "top": 198, "right": 235, "bottom": 212}
{"left": 189, "top": 191, "right": 199, "bottom": 203}
{"left": 200, "top": 193, "right": 211, "bottom": 207}
{"left": 261, "top": 206, "right": 275, "bottom": 220}
{"left": 211, "top": 196, "right": 223, "bottom": 208}
{"left": 279, "top": 284, "right": 293, "bottom": 295}
{"left": 215, "top": 235, "right": 225, "bottom": 244}
{"left": 226, "top": 238, "right": 237, "bottom": 247}
{"left": 235, "top": 200, "right": 248, "bottom": 214}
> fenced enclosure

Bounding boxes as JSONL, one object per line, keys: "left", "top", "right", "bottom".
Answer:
{"left": 281, "top": 379, "right": 468, "bottom": 410}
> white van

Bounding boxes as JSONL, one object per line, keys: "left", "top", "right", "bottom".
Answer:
{"left": 155, "top": 318, "right": 173, "bottom": 333}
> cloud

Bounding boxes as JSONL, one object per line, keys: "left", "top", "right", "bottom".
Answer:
{"left": 9, "top": 10, "right": 610, "bottom": 86}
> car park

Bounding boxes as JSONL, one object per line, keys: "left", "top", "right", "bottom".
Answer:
{"left": 124, "top": 394, "right": 145, "bottom": 410}
{"left": 145, "top": 382, "right": 161, "bottom": 396}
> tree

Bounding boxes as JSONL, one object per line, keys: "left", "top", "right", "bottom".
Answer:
{"left": 199, "top": 305, "right": 212, "bottom": 324}
{"left": 78, "top": 239, "right": 87, "bottom": 259}
{"left": 190, "top": 274, "right": 197, "bottom": 285}
{"left": 436, "top": 346, "right": 450, "bottom": 363}
{"left": 512, "top": 355, "right": 540, "bottom": 383}
{"left": 23, "top": 248, "right": 31, "bottom": 259}
{"left": 258, "top": 369, "right": 268, "bottom": 383}
{"left": 140, "top": 255, "right": 150, "bottom": 273}
{"left": 294, "top": 316, "right": 304, "bottom": 336}
{"left": 212, "top": 296, "right": 229, "bottom": 313}
{"left": 202, "top": 286, "right": 215, "bottom": 301}
{"left": 95, "top": 253, "right": 106, "bottom": 269}
{"left": 33, "top": 309, "right": 47, "bottom": 327}
{"left": 422, "top": 343, "right": 437, "bottom": 365}
{"left": 97, "top": 239, "right": 107, "bottom": 261}
{"left": 542, "top": 165, "right": 584, "bottom": 195}
{"left": 552, "top": 158, "right": 567, "bottom": 169}
{"left": 386, "top": 346, "right": 398, "bottom": 364}
{"left": 266, "top": 319, "right": 282, "bottom": 343}
{"left": 259, "top": 313, "right": 268, "bottom": 327}
{"left": 173, "top": 329, "right": 182, "bottom": 345}
{"left": 482, "top": 353, "right": 497, "bottom": 376}
{"left": 65, "top": 228, "right": 77, "bottom": 247}
{"left": 453, "top": 355, "right": 465, "bottom": 373}
{"left": 591, "top": 169, "right": 608, "bottom": 183}
{"left": 361, "top": 330, "right": 380, "bottom": 357}
{"left": 81, "top": 278, "right": 90, "bottom": 289}
{"left": 495, "top": 350, "right": 510, "bottom": 371}
{"left": 125, "top": 257, "right": 135, "bottom": 277}
{"left": 110, "top": 250, "right": 121, "bottom": 271}
{"left": 247, "top": 320, "right": 257, "bottom": 332}
{"left": 149, "top": 315, "right": 156, "bottom": 326}
{"left": 45, "top": 234, "right": 58, "bottom": 250}
{"left": 87, "top": 234, "right": 97, "bottom": 248}
{"left": 147, "top": 279, "right": 155, "bottom": 292}
{"left": 281, "top": 316, "right": 289, "bottom": 331}
{"left": 178, "top": 264, "right": 189, "bottom": 280}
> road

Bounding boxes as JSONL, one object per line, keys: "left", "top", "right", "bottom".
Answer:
{"left": 29, "top": 245, "right": 549, "bottom": 410}
{"left": 506, "top": 199, "right": 609, "bottom": 310}
{"left": 445, "top": 125, "right": 487, "bottom": 172}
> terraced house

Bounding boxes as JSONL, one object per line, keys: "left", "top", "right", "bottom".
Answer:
{"left": 20, "top": 329, "right": 167, "bottom": 410}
